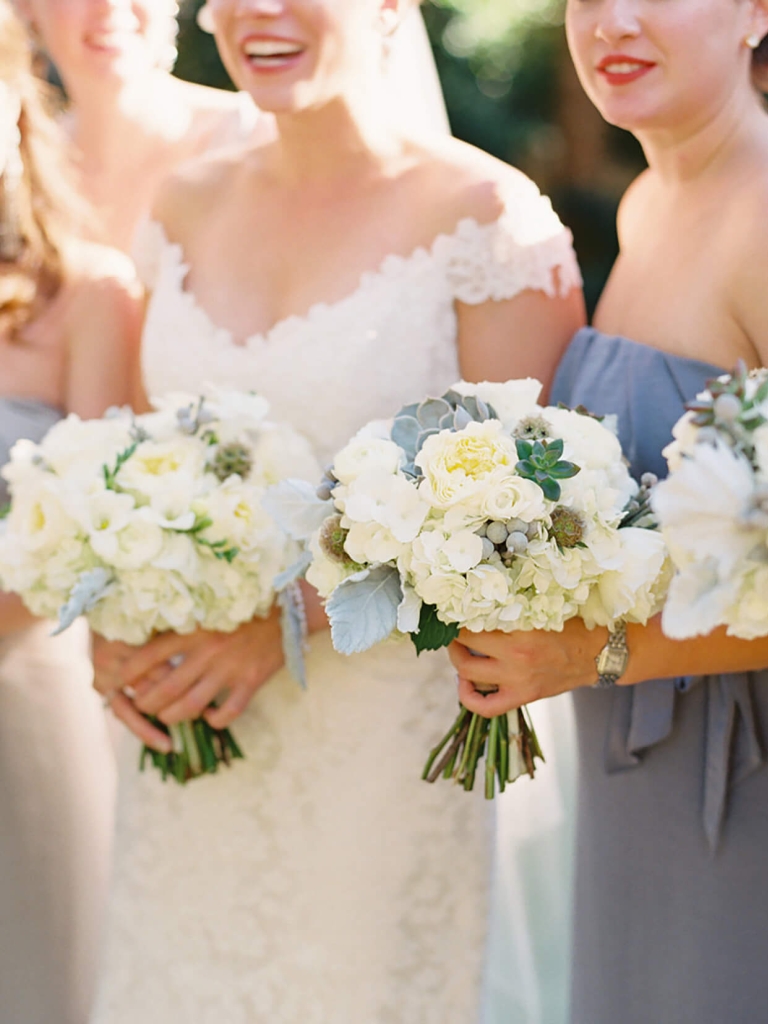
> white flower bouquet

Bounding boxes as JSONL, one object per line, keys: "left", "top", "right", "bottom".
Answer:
{"left": 0, "top": 389, "right": 320, "bottom": 782}
{"left": 653, "top": 362, "right": 768, "bottom": 640}
{"left": 267, "top": 381, "right": 669, "bottom": 797}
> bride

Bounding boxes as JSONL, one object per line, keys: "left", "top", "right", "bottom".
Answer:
{"left": 91, "top": 1, "right": 584, "bottom": 1020}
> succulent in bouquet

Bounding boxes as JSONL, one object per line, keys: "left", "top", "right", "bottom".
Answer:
{"left": 267, "top": 380, "right": 670, "bottom": 798}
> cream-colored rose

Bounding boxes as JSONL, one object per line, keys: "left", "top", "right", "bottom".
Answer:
{"left": 416, "top": 421, "right": 517, "bottom": 511}
{"left": 333, "top": 435, "right": 403, "bottom": 486}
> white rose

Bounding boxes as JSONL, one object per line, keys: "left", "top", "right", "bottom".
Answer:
{"left": 6, "top": 479, "right": 81, "bottom": 553}
{"left": 479, "top": 472, "right": 547, "bottom": 523}
{"left": 417, "top": 420, "right": 517, "bottom": 511}
{"left": 543, "top": 406, "right": 624, "bottom": 472}
{"left": 116, "top": 437, "right": 206, "bottom": 500}
{"left": 452, "top": 379, "right": 543, "bottom": 432}
{"left": 333, "top": 435, "right": 403, "bottom": 486}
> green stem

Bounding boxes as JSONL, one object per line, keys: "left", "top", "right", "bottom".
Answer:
{"left": 485, "top": 717, "right": 500, "bottom": 800}
{"left": 423, "top": 708, "right": 473, "bottom": 778}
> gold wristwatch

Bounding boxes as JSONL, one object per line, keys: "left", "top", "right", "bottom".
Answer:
{"left": 594, "top": 622, "right": 629, "bottom": 688}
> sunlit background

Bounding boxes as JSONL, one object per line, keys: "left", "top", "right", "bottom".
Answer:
{"left": 175, "top": 0, "right": 648, "bottom": 314}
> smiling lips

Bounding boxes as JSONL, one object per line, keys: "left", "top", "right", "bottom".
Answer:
{"left": 596, "top": 55, "right": 656, "bottom": 86}
{"left": 242, "top": 37, "right": 306, "bottom": 72}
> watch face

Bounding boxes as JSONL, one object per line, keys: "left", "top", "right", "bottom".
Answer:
{"left": 598, "top": 648, "right": 627, "bottom": 676}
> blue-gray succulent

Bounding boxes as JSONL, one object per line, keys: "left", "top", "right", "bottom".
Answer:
{"left": 391, "top": 389, "right": 499, "bottom": 479}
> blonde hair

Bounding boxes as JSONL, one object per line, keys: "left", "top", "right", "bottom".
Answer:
{"left": 0, "top": 0, "right": 84, "bottom": 338}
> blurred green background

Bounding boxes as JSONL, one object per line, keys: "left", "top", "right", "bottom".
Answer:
{"left": 175, "top": 0, "right": 647, "bottom": 315}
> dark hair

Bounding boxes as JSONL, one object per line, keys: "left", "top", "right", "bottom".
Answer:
{"left": 0, "top": 0, "right": 85, "bottom": 339}
{"left": 754, "top": 34, "right": 768, "bottom": 93}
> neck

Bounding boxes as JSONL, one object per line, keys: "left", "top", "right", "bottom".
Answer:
{"left": 635, "top": 86, "right": 768, "bottom": 185}
{"left": 269, "top": 86, "right": 404, "bottom": 185}
{"left": 67, "top": 69, "right": 191, "bottom": 173}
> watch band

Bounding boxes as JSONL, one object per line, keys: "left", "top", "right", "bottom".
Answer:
{"left": 593, "top": 621, "right": 628, "bottom": 689}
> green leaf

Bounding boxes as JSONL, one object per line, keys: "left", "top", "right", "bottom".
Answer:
{"left": 546, "top": 437, "right": 565, "bottom": 458}
{"left": 549, "top": 461, "right": 580, "bottom": 479}
{"left": 515, "top": 439, "right": 533, "bottom": 460}
{"left": 411, "top": 603, "right": 460, "bottom": 654}
{"left": 102, "top": 440, "right": 139, "bottom": 492}
{"left": 540, "top": 477, "right": 561, "bottom": 502}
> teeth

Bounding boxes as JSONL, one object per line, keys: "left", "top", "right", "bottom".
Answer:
{"left": 604, "top": 62, "right": 645, "bottom": 74}
{"left": 88, "top": 30, "right": 135, "bottom": 48}
{"left": 244, "top": 41, "right": 303, "bottom": 58}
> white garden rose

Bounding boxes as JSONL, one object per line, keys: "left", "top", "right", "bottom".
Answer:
{"left": 479, "top": 472, "right": 547, "bottom": 523}
{"left": 7, "top": 480, "right": 81, "bottom": 554}
{"left": 452, "top": 379, "right": 543, "bottom": 432}
{"left": 116, "top": 437, "right": 206, "bottom": 500}
{"left": 333, "top": 435, "right": 403, "bottom": 486}
{"left": 416, "top": 420, "right": 517, "bottom": 511}
{"left": 544, "top": 406, "right": 624, "bottom": 471}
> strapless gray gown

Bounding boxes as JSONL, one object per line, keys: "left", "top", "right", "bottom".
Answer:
{"left": 0, "top": 399, "right": 115, "bottom": 1024}
{"left": 551, "top": 329, "right": 768, "bottom": 1024}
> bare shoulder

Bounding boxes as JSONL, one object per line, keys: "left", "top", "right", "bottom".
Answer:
{"left": 150, "top": 149, "right": 243, "bottom": 244}
{"left": 62, "top": 241, "right": 143, "bottom": 332}
{"left": 412, "top": 137, "right": 556, "bottom": 233}
{"left": 722, "top": 170, "right": 768, "bottom": 357}
{"left": 65, "top": 240, "right": 141, "bottom": 301}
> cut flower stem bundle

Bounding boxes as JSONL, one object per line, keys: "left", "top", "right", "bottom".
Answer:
{"left": 422, "top": 705, "right": 543, "bottom": 799}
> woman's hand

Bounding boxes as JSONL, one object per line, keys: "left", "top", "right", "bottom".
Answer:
{"left": 448, "top": 619, "right": 608, "bottom": 718}
{"left": 93, "top": 636, "right": 174, "bottom": 752}
{"left": 121, "top": 609, "right": 285, "bottom": 729}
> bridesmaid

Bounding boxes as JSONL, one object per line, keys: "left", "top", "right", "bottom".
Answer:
{"left": 15, "top": 0, "right": 272, "bottom": 250}
{"left": 0, "top": 4, "right": 142, "bottom": 1020}
{"left": 458, "top": 3, "right": 768, "bottom": 1023}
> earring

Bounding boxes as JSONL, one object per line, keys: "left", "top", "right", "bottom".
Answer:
{"left": 197, "top": 3, "right": 216, "bottom": 35}
{"left": 746, "top": 33, "right": 762, "bottom": 49}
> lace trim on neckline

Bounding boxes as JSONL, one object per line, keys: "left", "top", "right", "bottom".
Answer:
{"left": 142, "top": 214, "right": 506, "bottom": 349}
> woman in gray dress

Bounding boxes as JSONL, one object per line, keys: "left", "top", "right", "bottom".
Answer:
{"left": 455, "top": 3, "right": 768, "bottom": 1022}
{"left": 0, "top": 4, "right": 142, "bottom": 1020}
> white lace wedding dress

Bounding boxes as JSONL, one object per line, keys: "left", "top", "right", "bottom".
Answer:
{"left": 91, "top": 176, "right": 580, "bottom": 1024}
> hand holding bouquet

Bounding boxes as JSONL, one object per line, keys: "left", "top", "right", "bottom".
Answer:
{"left": 0, "top": 389, "right": 319, "bottom": 782}
{"left": 653, "top": 362, "right": 768, "bottom": 639}
{"left": 268, "top": 380, "right": 670, "bottom": 797}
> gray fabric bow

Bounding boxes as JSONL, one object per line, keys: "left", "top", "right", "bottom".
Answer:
{"left": 605, "top": 674, "right": 764, "bottom": 851}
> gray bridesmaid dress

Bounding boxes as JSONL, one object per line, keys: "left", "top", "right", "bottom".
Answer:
{"left": 550, "top": 328, "right": 768, "bottom": 1024}
{"left": 0, "top": 399, "right": 115, "bottom": 1024}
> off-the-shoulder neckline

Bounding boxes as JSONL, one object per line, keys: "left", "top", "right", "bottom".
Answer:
{"left": 140, "top": 213, "right": 502, "bottom": 349}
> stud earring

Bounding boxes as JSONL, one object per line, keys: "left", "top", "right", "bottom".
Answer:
{"left": 746, "top": 33, "right": 762, "bottom": 49}
{"left": 196, "top": 3, "right": 215, "bottom": 35}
